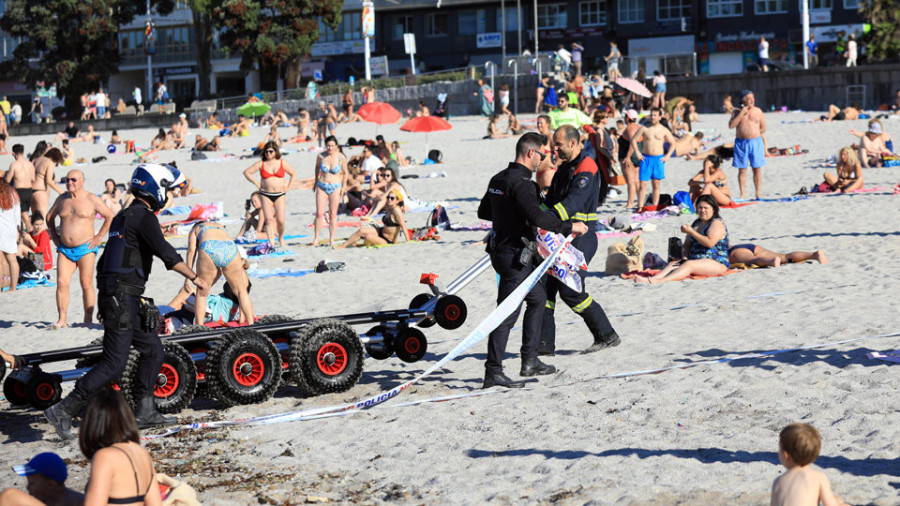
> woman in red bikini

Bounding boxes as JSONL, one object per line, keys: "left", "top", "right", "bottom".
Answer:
{"left": 243, "top": 141, "right": 296, "bottom": 249}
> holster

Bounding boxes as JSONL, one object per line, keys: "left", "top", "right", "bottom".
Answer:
{"left": 518, "top": 237, "right": 537, "bottom": 268}
{"left": 139, "top": 297, "right": 159, "bottom": 332}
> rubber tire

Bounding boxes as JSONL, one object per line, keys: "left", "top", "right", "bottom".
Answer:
{"left": 207, "top": 328, "right": 281, "bottom": 407}
{"left": 409, "top": 293, "right": 436, "bottom": 328}
{"left": 434, "top": 295, "right": 468, "bottom": 330}
{"left": 290, "top": 319, "right": 363, "bottom": 396}
{"left": 254, "top": 314, "right": 294, "bottom": 380}
{"left": 25, "top": 372, "right": 62, "bottom": 410}
{"left": 364, "top": 325, "right": 394, "bottom": 360}
{"left": 394, "top": 328, "right": 428, "bottom": 363}
{"left": 3, "top": 375, "right": 28, "bottom": 406}
{"left": 172, "top": 325, "right": 211, "bottom": 396}
{"left": 120, "top": 343, "right": 197, "bottom": 414}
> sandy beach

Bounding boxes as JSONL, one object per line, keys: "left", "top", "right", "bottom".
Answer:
{"left": 1, "top": 109, "right": 898, "bottom": 504}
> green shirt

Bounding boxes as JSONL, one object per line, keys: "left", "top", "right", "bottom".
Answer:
{"left": 549, "top": 107, "right": 591, "bottom": 130}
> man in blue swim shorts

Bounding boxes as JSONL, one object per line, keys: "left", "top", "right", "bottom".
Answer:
{"left": 729, "top": 90, "right": 767, "bottom": 199}
{"left": 46, "top": 170, "right": 114, "bottom": 329}
{"left": 630, "top": 108, "right": 676, "bottom": 209}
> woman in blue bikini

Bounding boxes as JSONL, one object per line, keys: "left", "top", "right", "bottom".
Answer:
{"left": 311, "top": 135, "right": 346, "bottom": 247}
{"left": 184, "top": 221, "right": 254, "bottom": 325}
{"left": 243, "top": 141, "right": 296, "bottom": 249}
{"left": 636, "top": 194, "right": 730, "bottom": 284}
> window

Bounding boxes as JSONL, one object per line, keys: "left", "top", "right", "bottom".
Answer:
{"left": 579, "top": 1, "right": 607, "bottom": 26}
{"left": 618, "top": 0, "right": 645, "bottom": 23}
{"left": 843, "top": 0, "right": 858, "bottom": 8}
{"left": 658, "top": 0, "right": 691, "bottom": 20}
{"left": 707, "top": 0, "right": 743, "bottom": 17}
{"left": 320, "top": 12, "right": 362, "bottom": 42}
{"left": 538, "top": 3, "right": 567, "bottom": 29}
{"left": 806, "top": 0, "right": 832, "bottom": 9}
{"left": 426, "top": 12, "right": 448, "bottom": 36}
{"left": 755, "top": 0, "right": 788, "bottom": 14}
{"left": 459, "top": 9, "right": 487, "bottom": 35}
{"left": 393, "top": 15, "right": 412, "bottom": 40}
{"left": 499, "top": 7, "right": 521, "bottom": 32}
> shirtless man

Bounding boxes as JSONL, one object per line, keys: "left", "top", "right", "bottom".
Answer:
{"left": 857, "top": 122, "right": 891, "bottom": 167}
{"left": 194, "top": 134, "right": 221, "bottom": 151}
{"left": 4, "top": 144, "right": 35, "bottom": 232}
{"left": 630, "top": 108, "right": 676, "bottom": 208}
{"left": 31, "top": 147, "right": 65, "bottom": 222}
{"left": 818, "top": 103, "right": 860, "bottom": 122}
{"left": 728, "top": 90, "right": 766, "bottom": 200}
{"left": 672, "top": 131, "right": 704, "bottom": 157}
{"left": 46, "top": 170, "right": 113, "bottom": 329}
{"left": 291, "top": 108, "right": 313, "bottom": 142}
{"left": 535, "top": 115, "right": 557, "bottom": 191}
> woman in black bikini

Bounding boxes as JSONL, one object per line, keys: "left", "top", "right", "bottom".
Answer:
{"left": 79, "top": 387, "right": 161, "bottom": 505}
{"left": 337, "top": 188, "right": 408, "bottom": 248}
{"left": 688, "top": 154, "right": 732, "bottom": 205}
{"left": 243, "top": 141, "right": 296, "bottom": 249}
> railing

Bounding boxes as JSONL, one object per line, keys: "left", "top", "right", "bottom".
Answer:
{"left": 619, "top": 53, "right": 698, "bottom": 77}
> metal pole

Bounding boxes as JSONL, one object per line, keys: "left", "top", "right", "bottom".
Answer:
{"left": 516, "top": 0, "right": 522, "bottom": 56}
{"left": 501, "top": 0, "right": 506, "bottom": 65}
{"left": 801, "top": 0, "right": 810, "bottom": 69}
{"left": 533, "top": 0, "right": 539, "bottom": 56}
{"left": 365, "top": 36, "right": 372, "bottom": 80}
{"left": 508, "top": 59, "right": 518, "bottom": 115}
{"left": 146, "top": 0, "right": 152, "bottom": 105}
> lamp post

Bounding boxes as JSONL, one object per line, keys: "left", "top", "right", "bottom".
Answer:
{"left": 508, "top": 59, "right": 518, "bottom": 115}
{"left": 145, "top": 0, "right": 153, "bottom": 105}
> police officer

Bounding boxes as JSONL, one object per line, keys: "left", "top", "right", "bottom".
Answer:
{"left": 44, "top": 163, "right": 209, "bottom": 440}
{"left": 477, "top": 132, "right": 588, "bottom": 388}
{"left": 540, "top": 124, "right": 620, "bottom": 355}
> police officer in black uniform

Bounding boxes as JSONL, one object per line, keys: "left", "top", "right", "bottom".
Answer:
{"left": 44, "top": 163, "right": 209, "bottom": 440}
{"left": 477, "top": 132, "right": 588, "bottom": 388}
{"left": 540, "top": 124, "right": 620, "bottom": 355}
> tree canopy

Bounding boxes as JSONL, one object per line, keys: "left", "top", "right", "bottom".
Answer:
{"left": 0, "top": 0, "right": 173, "bottom": 99}
{"left": 213, "top": 0, "right": 344, "bottom": 75}
{"left": 859, "top": 0, "right": 900, "bottom": 61}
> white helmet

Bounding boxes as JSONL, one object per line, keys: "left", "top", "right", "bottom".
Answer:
{"left": 129, "top": 163, "right": 181, "bottom": 211}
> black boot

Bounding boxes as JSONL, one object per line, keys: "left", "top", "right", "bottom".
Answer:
{"left": 520, "top": 357, "right": 557, "bottom": 377}
{"left": 582, "top": 331, "right": 622, "bottom": 354}
{"left": 483, "top": 370, "right": 526, "bottom": 389}
{"left": 44, "top": 392, "right": 87, "bottom": 441}
{"left": 134, "top": 396, "right": 176, "bottom": 429}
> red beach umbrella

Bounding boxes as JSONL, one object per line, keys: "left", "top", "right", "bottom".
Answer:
{"left": 400, "top": 116, "right": 452, "bottom": 157}
{"left": 357, "top": 102, "right": 401, "bottom": 125}
{"left": 615, "top": 77, "right": 652, "bottom": 98}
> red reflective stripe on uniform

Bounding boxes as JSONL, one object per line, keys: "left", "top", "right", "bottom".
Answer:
{"left": 574, "top": 156, "right": 598, "bottom": 175}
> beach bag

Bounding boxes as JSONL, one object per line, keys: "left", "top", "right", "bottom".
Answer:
{"left": 429, "top": 205, "right": 451, "bottom": 230}
{"left": 605, "top": 235, "right": 644, "bottom": 275}
{"left": 668, "top": 235, "right": 684, "bottom": 261}
{"left": 656, "top": 193, "right": 673, "bottom": 209}
{"left": 157, "top": 473, "right": 201, "bottom": 506}
{"left": 673, "top": 191, "right": 694, "bottom": 212}
{"left": 609, "top": 174, "right": 626, "bottom": 186}
{"left": 26, "top": 252, "right": 44, "bottom": 271}
{"left": 187, "top": 202, "right": 224, "bottom": 221}
{"left": 428, "top": 149, "right": 443, "bottom": 163}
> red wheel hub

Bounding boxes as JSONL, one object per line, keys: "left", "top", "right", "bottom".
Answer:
{"left": 232, "top": 353, "right": 265, "bottom": 386}
{"left": 13, "top": 381, "right": 25, "bottom": 397}
{"left": 444, "top": 304, "right": 460, "bottom": 321}
{"left": 155, "top": 363, "right": 180, "bottom": 398}
{"left": 35, "top": 382, "right": 55, "bottom": 401}
{"left": 403, "top": 338, "right": 420, "bottom": 354}
{"left": 316, "top": 343, "right": 348, "bottom": 376}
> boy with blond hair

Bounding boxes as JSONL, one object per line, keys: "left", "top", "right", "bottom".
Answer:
{"left": 771, "top": 423, "right": 847, "bottom": 506}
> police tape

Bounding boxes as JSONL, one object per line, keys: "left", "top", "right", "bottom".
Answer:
{"left": 142, "top": 234, "right": 578, "bottom": 440}
{"left": 144, "top": 329, "right": 900, "bottom": 439}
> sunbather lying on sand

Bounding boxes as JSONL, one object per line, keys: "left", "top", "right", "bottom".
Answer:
{"left": 728, "top": 244, "right": 827, "bottom": 267}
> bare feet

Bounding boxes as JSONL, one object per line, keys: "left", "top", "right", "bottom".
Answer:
{"left": 814, "top": 250, "right": 829, "bottom": 264}
{"left": 51, "top": 321, "right": 68, "bottom": 330}
{"left": 634, "top": 276, "right": 652, "bottom": 284}
{"left": 772, "top": 256, "right": 781, "bottom": 268}
{"left": 309, "top": 239, "right": 319, "bottom": 247}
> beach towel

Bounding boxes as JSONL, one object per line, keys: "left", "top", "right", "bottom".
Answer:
{"left": 246, "top": 244, "right": 295, "bottom": 257}
{"left": 620, "top": 268, "right": 741, "bottom": 280}
{"left": 719, "top": 201, "right": 758, "bottom": 209}
{"left": 735, "top": 195, "right": 808, "bottom": 204}
{"left": 159, "top": 205, "right": 193, "bottom": 216}
{"left": 2, "top": 276, "right": 55, "bottom": 292}
{"left": 248, "top": 268, "right": 315, "bottom": 278}
{"left": 235, "top": 234, "right": 309, "bottom": 244}
{"left": 866, "top": 351, "right": 900, "bottom": 364}
{"left": 452, "top": 221, "right": 493, "bottom": 231}
{"left": 187, "top": 202, "right": 224, "bottom": 221}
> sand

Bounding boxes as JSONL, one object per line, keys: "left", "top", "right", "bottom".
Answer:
{"left": 0, "top": 111, "right": 898, "bottom": 505}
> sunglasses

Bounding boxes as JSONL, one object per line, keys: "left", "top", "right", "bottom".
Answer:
{"left": 62, "top": 178, "right": 79, "bottom": 183}
{"left": 532, "top": 150, "right": 546, "bottom": 162}
{"left": 387, "top": 196, "right": 398, "bottom": 201}
{"left": 265, "top": 149, "right": 276, "bottom": 154}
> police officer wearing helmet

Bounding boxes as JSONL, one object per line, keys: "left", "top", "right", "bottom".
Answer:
{"left": 541, "top": 124, "right": 619, "bottom": 355}
{"left": 477, "top": 132, "right": 588, "bottom": 389}
{"left": 44, "top": 163, "right": 209, "bottom": 440}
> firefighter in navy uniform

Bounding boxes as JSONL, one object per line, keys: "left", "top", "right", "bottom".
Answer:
{"left": 44, "top": 164, "right": 209, "bottom": 440}
{"left": 540, "top": 124, "right": 620, "bottom": 355}
{"left": 477, "top": 132, "right": 588, "bottom": 389}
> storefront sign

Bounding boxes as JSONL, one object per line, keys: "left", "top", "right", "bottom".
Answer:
{"left": 476, "top": 32, "right": 502, "bottom": 48}
{"left": 311, "top": 39, "right": 370, "bottom": 57}
{"left": 700, "top": 33, "right": 787, "bottom": 53}
{"left": 628, "top": 35, "right": 694, "bottom": 57}
{"left": 811, "top": 24, "right": 866, "bottom": 43}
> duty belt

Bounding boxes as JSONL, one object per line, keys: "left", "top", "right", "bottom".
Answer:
{"left": 98, "top": 278, "right": 144, "bottom": 297}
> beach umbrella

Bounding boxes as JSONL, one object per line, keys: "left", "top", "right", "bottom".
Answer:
{"left": 400, "top": 115, "right": 452, "bottom": 159}
{"left": 237, "top": 101, "right": 271, "bottom": 119}
{"left": 615, "top": 77, "right": 652, "bottom": 98}
{"left": 357, "top": 102, "right": 401, "bottom": 125}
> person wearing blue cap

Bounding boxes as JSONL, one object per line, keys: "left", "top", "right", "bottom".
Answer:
{"left": 728, "top": 90, "right": 767, "bottom": 200}
{"left": 1, "top": 452, "right": 84, "bottom": 505}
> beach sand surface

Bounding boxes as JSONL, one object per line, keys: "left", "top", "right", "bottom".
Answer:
{"left": 0, "top": 112, "right": 898, "bottom": 504}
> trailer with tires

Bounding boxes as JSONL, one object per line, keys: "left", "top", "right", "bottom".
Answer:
{"left": 1, "top": 256, "right": 492, "bottom": 415}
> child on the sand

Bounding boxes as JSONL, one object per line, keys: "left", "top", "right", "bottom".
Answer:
{"left": 771, "top": 423, "right": 847, "bottom": 506}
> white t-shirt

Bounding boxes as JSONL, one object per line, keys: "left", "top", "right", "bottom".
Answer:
{"left": 759, "top": 40, "right": 769, "bottom": 59}
{"left": 133, "top": 87, "right": 142, "bottom": 105}
{"left": 557, "top": 48, "right": 572, "bottom": 64}
{"left": 847, "top": 40, "right": 857, "bottom": 58}
{"left": 95, "top": 92, "right": 107, "bottom": 108}
{"left": 363, "top": 154, "right": 384, "bottom": 180}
